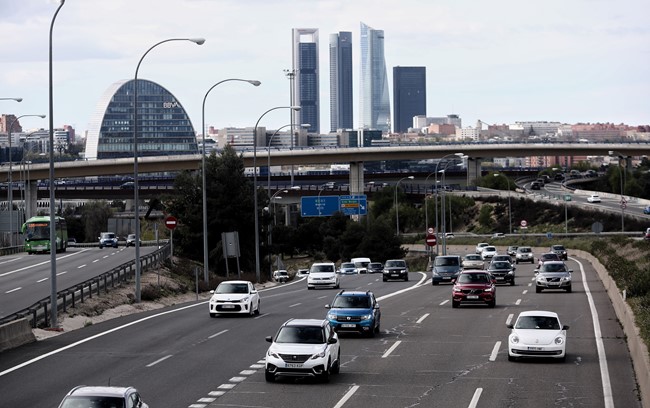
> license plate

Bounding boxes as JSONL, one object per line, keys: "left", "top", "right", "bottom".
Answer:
{"left": 391, "top": 273, "right": 399, "bottom": 276}
{"left": 221, "top": 305, "right": 235, "bottom": 309}
{"left": 496, "top": 277, "right": 504, "bottom": 280}
{"left": 286, "top": 363, "right": 303, "bottom": 368}
{"left": 467, "top": 295, "right": 479, "bottom": 299}
{"left": 341, "top": 323, "right": 356, "bottom": 328}
{"left": 527, "top": 347, "right": 543, "bottom": 351}
{"left": 549, "top": 282, "right": 560, "bottom": 286}
{"left": 442, "top": 276, "right": 451, "bottom": 280}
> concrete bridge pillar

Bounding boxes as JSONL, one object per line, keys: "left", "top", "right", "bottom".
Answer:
{"left": 467, "top": 157, "right": 482, "bottom": 186}
{"left": 25, "top": 181, "right": 37, "bottom": 220}
{"left": 349, "top": 162, "right": 364, "bottom": 195}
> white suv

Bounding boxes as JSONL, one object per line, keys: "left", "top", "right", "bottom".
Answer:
{"left": 265, "top": 318, "right": 341, "bottom": 382}
{"left": 307, "top": 262, "right": 339, "bottom": 290}
{"left": 515, "top": 246, "right": 535, "bottom": 264}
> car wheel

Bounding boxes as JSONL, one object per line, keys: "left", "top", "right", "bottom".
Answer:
{"left": 566, "top": 286, "right": 572, "bottom": 293}
{"left": 265, "top": 369, "right": 275, "bottom": 382}
{"left": 308, "top": 286, "right": 314, "bottom": 290}
{"left": 404, "top": 275, "right": 408, "bottom": 282}
{"left": 249, "top": 303, "right": 255, "bottom": 317}
{"left": 255, "top": 300, "right": 261, "bottom": 315}
{"left": 331, "top": 349, "right": 341, "bottom": 374}
{"left": 536, "top": 286, "right": 542, "bottom": 293}
{"left": 383, "top": 278, "right": 387, "bottom": 282}
{"left": 510, "top": 279, "right": 515, "bottom": 286}
{"left": 432, "top": 281, "right": 439, "bottom": 285}
{"left": 452, "top": 299, "right": 459, "bottom": 308}
{"left": 488, "top": 299, "right": 496, "bottom": 308}
{"left": 515, "top": 260, "right": 519, "bottom": 264}
{"left": 320, "top": 360, "right": 331, "bottom": 383}
{"left": 209, "top": 312, "right": 217, "bottom": 318}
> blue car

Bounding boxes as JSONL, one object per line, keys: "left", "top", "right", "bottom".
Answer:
{"left": 325, "top": 290, "right": 381, "bottom": 337}
{"left": 644, "top": 206, "right": 650, "bottom": 215}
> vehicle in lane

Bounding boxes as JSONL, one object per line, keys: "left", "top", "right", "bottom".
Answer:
{"left": 350, "top": 257, "right": 371, "bottom": 274}
{"left": 644, "top": 206, "right": 650, "bottom": 215}
{"left": 587, "top": 194, "right": 601, "bottom": 203}
{"left": 515, "top": 246, "right": 535, "bottom": 264}
{"left": 125, "top": 233, "right": 140, "bottom": 247}
{"left": 475, "top": 242, "right": 489, "bottom": 254}
{"left": 325, "top": 290, "right": 381, "bottom": 337}
{"left": 367, "top": 262, "right": 383, "bottom": 274}
{"left": 382, "top": 259, "right": 409, "bottom": 281}
{"left": 550, "top": 244, "right": 568, "bottom": 260}
{"left": 22, "top": 215, "right": 68, "bottom": 254}
{"left": 481, "top": 245, "right": 498, "bottom": 260}
{"left": 57, "top": 385, "right": 149, "bottom": 408}
{"left": 338, "top": 262, "right": 358, "bottom": 275}
{"left": 507, "top": 310, "right": 569, "bottom": 362}
{"left": 490, "top": 254, "right": 513, "bottom": 266}
{"left": 209, "top": 280, "right": 261, "bottom": 317}
{"left": 273, "top": 270, "right": 289, "bottom": 283}
{"left": 451, "top": 270, "right": 496, "bottom": 308}
{"left": 487, "top": 260, "right": 516, "bottom": 285}
{"left": 98, "top": 231, "right": 118, "bottom": 249}
{"left": 431, "top": 255, "right": 462, "bottom": 285}
{"left": 536, "top": 252, "right": 562, "bottom": 269}
{"left": 296, "top": 268, "right": 309, "bottom": 277}
{"left": 265, "top": 318, "right": 341, "bottom": 383}
{"left": 462, "top": 254, "right": 484, "bottom": 269}
{"left": 535, "top": 261, "right": 573, "bottom": 293}
{"left": 307, "top": 262, "right": 340, "bottom": 290}
{"left": 507, "top": 245, "right": 518, "bottom": 257}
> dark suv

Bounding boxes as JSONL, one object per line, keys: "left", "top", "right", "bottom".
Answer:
{"left": 487, "top": 261, "right": 516, "bottom": 285}
{"left": 367, "top": 262, "right": 383, "bottom": 274}
{"left": 550, "top": 244, "right": 568, "bottom": 260}
{"left": 325, "top": 290, "right": 381, "bottom": 337}
{"left": 382, "top": 259, "right": 409, "bottom": 281}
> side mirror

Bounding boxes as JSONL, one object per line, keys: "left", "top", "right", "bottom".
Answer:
{"left": 325, "top": 304, "right": 331, "bottom": 309}
{"left": 328, "top": 337, "right": 338, "bottom": 344}
{"left": 506, "top": 324, "right": 514, "bottom": 329}
{"left": 562, "top": 325, "right": 570, "bottom": 330}
{"left": 209, "top": 290, "right": 215, "bottom": 294}
{"left": 265, "top": 335, "right": 273, "bottom": 343}
{"left": 568, "top": 270, "right": 573, "bottom": 273}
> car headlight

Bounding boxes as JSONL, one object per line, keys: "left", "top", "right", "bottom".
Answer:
{"left": 507, "top": 271, "right": 514, "bottom": 275}
{"left": 360, "top": 313, "right": 373, "bottom": 320}
{"left": 327, "top": 312, "right": 337, "bottom": 320}
{"left": 510, "top": 335, "right": 519, "bottom": 344}
{"left": 562, "top": 276, "right": 572, "bottom": 282}
{"left": 240, "top": 296, "right": 249, "bottom": 303}
{"left": 452, "top": 286, "right": 462, "bottom": 292}
{"left": 554, "top": 336, "right": 564, "bottom": 345}
{"left": 310, "top": 347, "right": 327, "bottom": 359}
{"left": 432, "top": 271, "right": 440, "bottom": 277}
{"left": 484, "top": 287, "right": 494, "bottom": 292}
{"left": 267, "top": 349, "right": 280, "bottom": 359}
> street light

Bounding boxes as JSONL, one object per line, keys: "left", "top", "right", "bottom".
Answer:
{"left": 7, "top": 114, "right": 46, "bottom": 246}
{"left": 609, "top": 150, "right": 626, "bottom": 232}
{"left": 395, "top": 176, "right": 414, "bottom": 236}
{"left": 433, "top": 152, "right": 464, "bottom": 254}
{"left": 253, "top": 106, "right": 300, "bottom": 283}
{"left": 493, "top": 173, "right": 512, "bottom": 234}
{"left": 267, "top": 123, "right": 310, "bottom": 195}
{"left": 48, "top": 0, "right": 65, "bottom": 329}
{"left": 201, "top": 78, "right": 260, "bottom": 283}
{"left": 0, "top": 97, "right": 22, "bottom": 102}
{"left": 133, "top": 37, "right": 205, "bottom": 303}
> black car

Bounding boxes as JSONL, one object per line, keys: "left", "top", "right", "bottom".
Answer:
{"left": 550, "top": 245, "right": 568, "bottom": 260}
{"left": 382, "top": 259, "right": 409, "bottom": 281}
{"left": 487, "top": 261, "right": 516, "bottom": 286}
{"left": 367, "top": 262, "right": 383, "bottom": 274}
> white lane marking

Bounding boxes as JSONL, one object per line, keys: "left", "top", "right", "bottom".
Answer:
{"left": 382, "top": 340, "right": 401, "bottom": 358}
{"left": 530, "top": 276, "right": 535, "bottom": 281}
{"left": 57, "top": 271, "right": 67, "bottom": 276}
{"left": 208, "top": 329, "right": 228, "bottom": 339}
{"left": 522, "top": 290, "right": 528, "bottom": 295}
{"left": 515, "top": 299, "right": 521, "bottom": 305}
{"left": 217, "top": 383, "right": 235, "bottom": 389}
{"left": 0, "top": 249, "right": 88, "bottom": 277}
{"left": 188, "top": 404, "right": 207, "bottom": 408}
{"left": 229, "top": 376, "right": 246, "bottom": 382}
{"left": 289, "top": 303, "right": 301, "bottom": 308}
{"left": 0, "top": 257, "right": 22, "bottom": 265}
{"left": 92, "top": 259, "right": 99, "bottom": 263}
{"left": 528, "top": 283, "right": 532, "bottom": 286}
{"left": 207, "top": 391, "right": 225, "bottom": 397}
{"left": 506, "top": 314, "right": 514, "bottom": 326}
{"left": 489, "top": 341, "right": 501, "bottom": 361}
{"left": 573, "top": 257, "right": 614, "bottom": 408}
{"left": 416, "top": 313, "right": 430, "bottom": 324}
{"left": 5, "top": 287, "right": 21, "bottom": 294}
{"left": 439, "top": 299, "right": 449, "bottom": 306}
{"left": 146, "top": 354, "right": 172, "bottom": 367}
{"left": 240, "top": 370, "right": 256, "bottom": 375}
{"left": 250, "top": 364, "right": 264, "bottom": 369}
{"left": 333, "top": 385, "right": 360, "bottom": 408}
{"left": 197, "top": 398, "right": 215, "bottom": 403}
{"left": 102, "top": 255, "right": 109, "bottom": 259}
{"left": 468, "top": 388, "right": 483, "bottom": 408}
{"left": 37, "top": 278, "right": 48, "bottom": 283}
{"left": 77, "top": 264, "right": 87, "bottom": 269}
{"left": 317, "top": 295, "right": 328, "bottom": 299}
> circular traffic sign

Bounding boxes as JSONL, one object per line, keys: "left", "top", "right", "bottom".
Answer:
{"left": 426, "top": 234, "right": 437, "bottom": 246}
{"left": 164, "top": 215, "right": 178, "bottom": 230}
{"left": 520, "top": 220, "right": 528, "bottom": 228}
{"left": 427, "top": 227, "right": 434, "bottom": 234}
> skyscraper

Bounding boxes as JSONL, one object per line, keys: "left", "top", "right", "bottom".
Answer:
{"left": 292, "top": 28, "right": 320, "bottom": 135}
{"left": 393, "top": 66, "right": 426, "bottom": 133}
{"left": 359, "top": 22, "right": 390, "bottom": 132}
{"left": 329, "top": 31, "right": 353, "bottom": 132}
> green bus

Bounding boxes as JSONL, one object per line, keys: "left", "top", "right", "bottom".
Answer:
{"left": 21, "top": 216, "right": 68, "bottom": 254}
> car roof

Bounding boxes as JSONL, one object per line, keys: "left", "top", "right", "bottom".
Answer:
{"left": 518, "top": 310, "right": 559, "bottom": 318}
{"left": 218, "top": 280, "right": 250, "bottom": 285}
{"left": 67, "top": 386, "right": 133, "bottom": 397}
{"left": 459, "top": 269, "right": 490, "bottom": 274}
{"left": 336, "top": 290, "right": 372, "bottom": 297}
{"left": 283, "top": 318, "right": 328, "bottom": 327}
{"left": 312, "top": 262, "right": 335, "bottom": 265}
{"left": 541, "top": 261, "right": 565, "bottom": 265}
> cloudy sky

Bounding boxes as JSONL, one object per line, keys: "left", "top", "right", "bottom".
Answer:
{"left": 1, "top": 0, "right": 648, "bottom": 137}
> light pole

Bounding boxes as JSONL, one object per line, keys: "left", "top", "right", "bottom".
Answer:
{"left": 395, "top": 176, "right": 414, "bottom": 236}
{"left": 494, "top": 173, "right": 512, "bottom": 234}
{"left": 608, "top": 150, "right": 626, "bottom": 232}
{"left": 133, "top": 37, "right": 205, "bottom": 303}
{"left": 201, "top": 78, "right": 260, "bottom": 283}
{"left": 48, "top": 0, "right": 65, "bottom": 329}
{"left": 267, "top": 188, "right": 287, "bottom": 279}
{"left": 0, "top": 97, "right": 22, "bottom": 102}
{"left": 267, "top": 123, "right": 310, "bottom": 194}
{"left": 433, "top": 153, "right": 464, "bottom": 254}
{"left": 253, "top": 106, "right": 300, "bottom": 283}
{"left": 7, "top": 114, "right": 45, "bottom": 246}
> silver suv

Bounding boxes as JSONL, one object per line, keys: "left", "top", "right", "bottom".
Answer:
{"left": 515, "top": 246, "right": 534, "bottom": 264}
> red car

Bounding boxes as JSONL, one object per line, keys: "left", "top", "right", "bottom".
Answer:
{"left": 451, "top": 270, "right": 496, "bottom": 308}
{"left": 536, "top": 252, "right": 561, "bottom": 269}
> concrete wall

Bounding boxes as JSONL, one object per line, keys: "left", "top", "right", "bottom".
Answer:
{"left": 0, "top": 318, "right": 36, "bottom": 352}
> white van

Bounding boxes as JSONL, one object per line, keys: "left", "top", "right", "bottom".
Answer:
{"left": 351, "top": 257, "right": 371, "bottom": 274}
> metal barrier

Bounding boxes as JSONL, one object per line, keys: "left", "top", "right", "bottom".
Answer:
{"left": 0, "top": 243, "right": 171, "bottom": 329}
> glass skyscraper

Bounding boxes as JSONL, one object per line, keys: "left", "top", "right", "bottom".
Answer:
{"left": 393, "top": 66, "right": 426, "bottom": 133}
{"left": 292, "top": 28, "right": 320, "bottom": 135}
{"left": 85, "top": 79, "right": 198, "bottom": 159}
{"left": 329, "top": 31, "right": 353, "bottom": 132}
{"left": 359, "top": 22, "right": 390, "bottom": 132}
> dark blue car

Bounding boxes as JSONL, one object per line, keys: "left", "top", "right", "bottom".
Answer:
{"left": 325, "top": 290, "right": 381, "bottom": 337}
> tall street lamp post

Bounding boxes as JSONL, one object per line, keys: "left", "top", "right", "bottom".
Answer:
{"left": 7, "top": 114, "right": 45, "bottom": 246}
{"left": 395, "top": 176, "right": 414, "bottom": 236}
{"left": 608, "top": 150, "right": 626, "bottom": 232}
{"left": 253, "top": 106, "right": 300, "bottom": 283}
{"left": 48, "top": 0, "right": 65, "bottom": 329}
{"left": 433, "top": 152, "right": 464, "bottom": 254}
{"left": 267, "top": 123, "right": 309, "bottom": 194}
{"left": 0, "top": 97, "right": 22, "bottom": 102}
{"left": 493, "top": 173, "right": 512, "bottom": 234}
{"left": 133, "top": 37, "right": 205, "bottom": 303}
{"left": 201, "top": 78, "right": 260, "bottom": 283}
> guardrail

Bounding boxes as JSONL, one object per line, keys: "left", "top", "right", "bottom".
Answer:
{"left": 0, "top": 245, "right": 23, "bottom": 256}
{"left": 0, "top": 243, "right": 171, "bottom": 329}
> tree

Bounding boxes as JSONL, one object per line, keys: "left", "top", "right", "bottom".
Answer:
{"left": 81, "top": 200, "right": 113, "bottom": 243}
{"left": 478, "top": 204, "right": 495, "bottom": 231}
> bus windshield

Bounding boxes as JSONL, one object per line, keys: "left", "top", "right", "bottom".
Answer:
{"left": 23, "top": 222, "right": 50, "bottom": 240}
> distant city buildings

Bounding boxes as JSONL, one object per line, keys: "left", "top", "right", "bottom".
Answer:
{"left": 292, "top": 28, "right": 320, "bottom": 135}
{"left": 392, "top": 66, "right": 426, "bottom": 133}
{"left": 359, "top": 22, "right": 390, "bottom": 132}
{"left": 329, "top": 31, "right": 353, "bottom": 132}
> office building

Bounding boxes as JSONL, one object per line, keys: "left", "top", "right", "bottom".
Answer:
{"left": 393, "top": 66, "right": 426, "bottom": 133}
{"left": 329, "top": 31, "right": 353, "bottom": 132}
{"left": 85, "top": 79, "right": 198, "bottom": 160}
{"left": 292, "top": 28, "right": 320, "bottom": 135}
{"left": 359, "top": 22, "right": 390, "bottom": 132}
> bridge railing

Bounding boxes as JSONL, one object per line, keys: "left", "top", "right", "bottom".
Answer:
{"left": 0, "top": 242, "right": 171, "bottom": 329}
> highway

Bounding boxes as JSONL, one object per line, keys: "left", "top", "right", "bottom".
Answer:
{"left": 0, "top": 246, "right": 157, "bottom": 319}
{"left": 0, "top": 250, "right": 640, "bottom": 408}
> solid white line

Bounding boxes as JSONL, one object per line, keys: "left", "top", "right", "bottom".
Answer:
{"left": 208, "top": 329, "right": 228, "bottom": 339}
{"left": 506, "top": 313, "right": 514, "bottom": 326}
{"left": 0, "top": 257, "right": 21, "bottom": 265}
{"left": 77, "top": 264, "right": 86, "bottom": 269}
{"left": 515, "top": 299, "right": 521, "bottom": 305}
{"left": 573, "top": 257, "right": 614, "bottom": 408}
{"left": 5, "top": 287, "right": 21, "bottom": 294}
{"left": 489, "top": 341, "right": 501, "bottom": 361}
{"left": 333, "top": 385, "right": 360, "bottom": 408}
{"left": 439, "top": 299, "right": 449, "bottom": 306}
{"left": 0, "top": 249, "right": 88, "bottom": 277}
{"left": 146, "top": 354, "right": 172, "bottom": 367}
{"left": 468, "top": 388, "right": 483, "bottom": 408}
{"left": 416, "top": 313, "right": 430, "bottom": 324}
{"left": 289, "top": 303, "right": 301, "bottom": 308}
{"left": 382, "top": 340, "right": 401, "bottom": 358}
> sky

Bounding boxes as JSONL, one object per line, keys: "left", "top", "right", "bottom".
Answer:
{"left": 1, "top": 0, "right": 649, "bottom": 138}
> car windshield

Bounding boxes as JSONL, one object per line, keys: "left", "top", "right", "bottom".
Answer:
{"left": 519, "top": 248, "right": 531, "bottom": 253}
{"left": 312, "top": 264, "right": 334, "bottom": 273}
{"left": 276, "top": 271, "right": 288, "bottom": 276}
{"left": 385, "top": 260, "right": 406, "bottom": 267}
{"left": 541, "top": 263, "right": 568, "bottom": 273}
{"left": 541, "top": 254, "right": 559, "bottom": 260}
{"left": 457, "top": 273, "right": 490, "bottom": 284}
{"left": 484, "top": 247, "right": 496, "bottom": 251}
{"left": 216, "top": 283, "right": 249, "bottom": 294}
{"left": 515, "top": 316, "right": 561, "bottom": 330}
{"left": 341, "top": 263, "right": 355, "bottom": 268}
{"left": 552, "top": 245, "right": 565, "bottom": 250}
{"left": 435, "top": 257, "right": 459, "bottom": 266}
{"left": 369, "top": 263, "right": 382, "bottom": 268}
{"left": 332, "top": 295, "right": 371, "bottom": 308}
{"left": 491, "top": 262, "right": 511, "bottom": 269}
{"left": 276, "top": 326, "right": 324, "bottom": 344}
{"left": 60, "top": 396, "right": 125, "bottom": 408}
{"left": 465, "top": 255, "right": 481, "bottom": 261}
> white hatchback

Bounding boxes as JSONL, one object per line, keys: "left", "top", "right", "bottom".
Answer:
{"left": 209, "top": 280, "right": 260, "bottom": 317}
{"left": 507, "top": 310, "right": 569, "bottom": 362}
{"left": 587, "top": 194, "right": 601, "bottom": 203}
{"left": 481, "top": 246, "right": 498, "bottom": 260}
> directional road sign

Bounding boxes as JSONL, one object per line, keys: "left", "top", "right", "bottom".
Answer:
{"left": 340, "top": 194, "right": 367, "bottom": 216}
{"left": 301, "top": 196, "right": 340, "bottom": 217}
